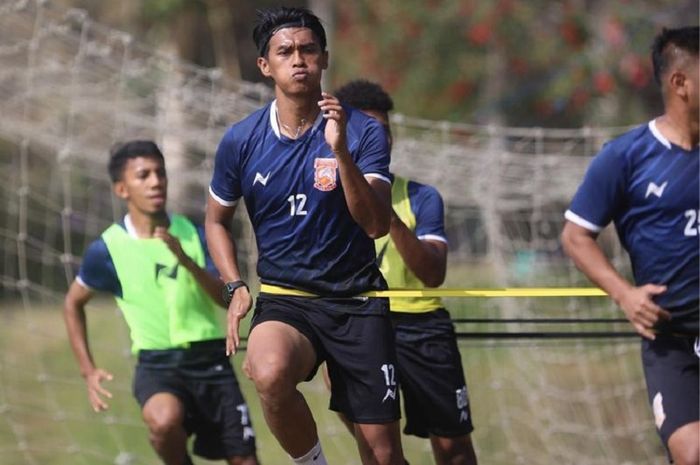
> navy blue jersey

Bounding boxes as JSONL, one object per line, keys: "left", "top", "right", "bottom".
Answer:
{"left": 566, "top": 121, "right": 699, "bottom": 332}
{"left": 78, "top": 215, "right": 217, "bottom": 297}
{"left": 209, "top": 101, "right": 391, "bottom": 296}
{"left": 407, "top": 180, "right": 448, "bottom": 244}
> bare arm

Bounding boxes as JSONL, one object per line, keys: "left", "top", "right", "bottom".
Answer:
{"left": 389, "top": 212, "right": 447, "bottom": 287}
{"left": 320, "top": 93, "right": 391, "bottom": 238}
{"left": 560, "top": 221, "right": 670, "bottom": 339}
{"left": 154, "top": 226, "right": 226, "bottom": 307}
{"left": 63, "top": 281, "right": 113, "bottom": 411}
{"left": 204, "top": 196, "right": 252, "bottom": 355}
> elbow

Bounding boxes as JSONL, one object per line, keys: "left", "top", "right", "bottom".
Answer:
{"left": 365, "top": 216, "right": 390, "bottom": 239}
{"left": 560, "top": 226, "right": 581, "bottom": 258}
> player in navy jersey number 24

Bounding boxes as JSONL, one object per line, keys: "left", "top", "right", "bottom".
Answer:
{"left": 561, "top": 26, "right": 699, "bottom": 465}
{"left": 205, "top": 7, "right": 405, "bottom": 465}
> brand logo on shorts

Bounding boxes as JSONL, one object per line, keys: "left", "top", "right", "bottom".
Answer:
{"left": 382, "top": 388, "right": 397, "bottom": 403}
{"left": 459, "top": 410, "right": 469, "bottom": 423}
{"left": 652, "top": 392, "right": 666, "bottom": 429}
{"left": 313, "top": 158, "right": 338, "bottom": 191}
{"left": 455, "top": 385, "right": 469, "bottom": 409}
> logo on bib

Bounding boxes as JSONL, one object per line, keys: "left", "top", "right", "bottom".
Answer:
{"left": 313, "top": 158, "right": 338, "bottom": 191}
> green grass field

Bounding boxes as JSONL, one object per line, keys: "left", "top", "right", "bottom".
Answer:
{"left": 0, "top": 298, "right": 666, "bottom": 465}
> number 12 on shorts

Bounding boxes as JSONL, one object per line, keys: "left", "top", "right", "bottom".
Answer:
{"left": 380, "top": 363, "right": 397, "bottom": 403}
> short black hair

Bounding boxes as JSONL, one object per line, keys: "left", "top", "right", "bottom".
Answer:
{"left": 253, "top": 7, "right": 326, "bottom": 57}
{"left": 651, "top": 26, "right": 699, "bottom": 86}
{"left": 108, "top": 140, "right": 164, "bottom": 183}
{"left": 334, "top": 79, "right": 394, "bottom": 114}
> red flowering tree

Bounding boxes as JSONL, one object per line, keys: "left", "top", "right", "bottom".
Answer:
{"left": 330, "top": 0, "right": 695, "bottom": 127}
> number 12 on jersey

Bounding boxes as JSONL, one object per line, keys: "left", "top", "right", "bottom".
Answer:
{"left": 287, "top": 194, "right": 308, "bottom": 216}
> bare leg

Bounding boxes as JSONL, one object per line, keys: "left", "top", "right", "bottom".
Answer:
{"left": 141, "top": 393, "right": 190, "bottom": 465}
{"left": 226, "top": 455, "right": 260, "bottom": 465}
{"left": 245, "top": 321, "right": 319, "bottom": 458}
{"left": 430, "top": 434, "right": 477, "bottom": 465}
{"left": 668, "top": 421, "right": 700, "bottom": 465}
{"left": 354, "top": 422, "right": 404, "bottom": 465}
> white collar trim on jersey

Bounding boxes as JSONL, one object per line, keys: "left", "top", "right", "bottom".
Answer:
{"left": 270, "top": 99, "right": 324, "bottom": 140}
{"left": 123, "top": 213, "right": 171, "bottom": 239}
{"left": 648, "top": 119, "right": 672, "bottom": 149}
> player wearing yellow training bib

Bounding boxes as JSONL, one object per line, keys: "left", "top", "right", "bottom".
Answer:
{"left": 64, "top": 140, "right": 258, "bottom": 465}
{"left": 335, "top": 80, "right": 478, "bottom": 465}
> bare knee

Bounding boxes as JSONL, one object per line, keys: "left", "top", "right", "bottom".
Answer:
{"left": 431, "top": 434, "right": 478, "bottom": 465}
{"left": 142, "top": 396, "right": 185, "bottom": 439}
{"left": 247, "top": 354, "right": 297, "bottom": 403}
{"left": 356, "top": 422, "right": 404, "bottom": 465}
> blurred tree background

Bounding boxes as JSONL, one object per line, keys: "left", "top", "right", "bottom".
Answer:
{"left": 55, "top": 0, "right": 696, "bottom": 127}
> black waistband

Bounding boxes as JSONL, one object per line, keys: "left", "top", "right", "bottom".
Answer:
{"left": 137, "top": 339, "right": 226, "bottom": 366}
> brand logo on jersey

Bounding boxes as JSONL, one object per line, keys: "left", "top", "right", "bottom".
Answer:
{"left": 253, "top": 171, "right": 271, "bottom": 186}
{"left": 155, "top": 263, "right": 179, "bottom": 282}
{"left": 645, "top": 181, "right": 668, "bottom": 199}
{"left": 652, "top": 392, "right": 665, "bottom": 429}
{"left": 313, "top": 158, "right": 338, "bottom": 191}
{"left": 382, "top": 387, "right": 397, "bottom": 403}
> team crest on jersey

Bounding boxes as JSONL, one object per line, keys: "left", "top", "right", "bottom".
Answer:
{"left": 314, "top": 158, "right": 338, "bottom": 191}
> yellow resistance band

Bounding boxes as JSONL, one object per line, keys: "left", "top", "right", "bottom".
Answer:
{"left": 259, "top": 284, "right": 607, "bottom": 298}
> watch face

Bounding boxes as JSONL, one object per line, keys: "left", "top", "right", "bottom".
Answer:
{"left": 223, "top": 281, "right": 246, "bottom": 304}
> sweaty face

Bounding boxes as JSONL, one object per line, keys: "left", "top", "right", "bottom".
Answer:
{"left": 114, "top": 156, "right": 168, "bottom": 215}
{"left": 257, "top": 27, "right": 327, "bottom": 95}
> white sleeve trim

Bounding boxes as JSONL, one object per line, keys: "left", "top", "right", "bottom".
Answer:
{"left": 208, "top": 186, "right": 238, "bottom": 207}
{"left": 418, "top": 234, "right": 448, "bottom": 244}
{"left": 564, "top": 209, "right": 604, "bottom": 233}
{"left": 75, "top": 276, "right": 92, "bottom": 290}
{"left": 364, "top": 173, "right": 391, "bottom": 184}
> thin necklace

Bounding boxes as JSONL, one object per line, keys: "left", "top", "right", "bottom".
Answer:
{"left": 277, "top": 112, "right": 307, "bottom": 139}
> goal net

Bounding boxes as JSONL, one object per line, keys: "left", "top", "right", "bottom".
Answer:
{"left": 0, "top": 1, "right": 664, "bottom": 464}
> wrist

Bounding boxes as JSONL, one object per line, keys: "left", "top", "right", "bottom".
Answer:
{"left": 222, "top": 280, "right": 248, "bottom": 305}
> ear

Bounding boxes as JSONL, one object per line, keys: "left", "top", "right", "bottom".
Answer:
{"left": 668, "top": 70, "right": 687, "bottom": 98}
{"left": 320, "top": 50, "right": 329, "bottom": 70}
{"left": 257, "top": 56, "right": 271, "bottom": 78}
{"left": 113, "top": 181, "right": 129, "bottom": 200}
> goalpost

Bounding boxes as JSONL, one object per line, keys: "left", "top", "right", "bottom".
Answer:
{"left": 0, "top": 1, "right": 665, "bottom": 464}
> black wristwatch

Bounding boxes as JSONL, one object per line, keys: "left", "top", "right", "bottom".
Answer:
{"left": 222, "top": 280, "right": 248, "bottom": 305}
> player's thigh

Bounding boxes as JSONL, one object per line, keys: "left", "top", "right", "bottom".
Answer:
{"left": 642, "top": 335, "right": 699, "bottom": 448}
{"left": 668, "top": 421, "right": 700, "bottom": 465}
{"left": 246, "top": 320, "right": 317, "bottom": 387}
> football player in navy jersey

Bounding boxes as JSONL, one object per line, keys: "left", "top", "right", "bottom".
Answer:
{"left": 205, "top": 7, "right": 404, "bottom": 465}
{"left": 561, "top": 26, "right": 698, "bottom": 465}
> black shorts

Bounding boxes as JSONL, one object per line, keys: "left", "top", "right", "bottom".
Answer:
{"left": 641, "top": 333, "right": 699, "bottom": 447}
{"left": 391, "top": 309, "right": 474, "bottom": 438}
{"left": 133, "top": 339, "right": 256, "bottom": 460}
{"left": 251, "top": 294, "right": 400, "bottom": 424}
